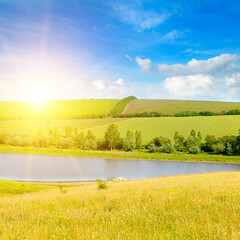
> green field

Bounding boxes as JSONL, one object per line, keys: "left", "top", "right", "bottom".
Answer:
{"left": 0, "top": 99, "right": 119, "bottom": 120}
{"left": 0, "top": 172, "right": 239, "bottom": 239}
{"left": 123, "top": 99, "right": 240, "bottom": 115}
{"left": 1, "top": 115, "right": 240, "bottom": 143}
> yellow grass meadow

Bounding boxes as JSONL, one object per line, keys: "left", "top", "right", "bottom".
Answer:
{"left": 0, "top": 172, "right": 239, "bottom": 239}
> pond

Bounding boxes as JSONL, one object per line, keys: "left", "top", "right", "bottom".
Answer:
{"left": 0, "top": 153, "right": 239, "bottom": 181}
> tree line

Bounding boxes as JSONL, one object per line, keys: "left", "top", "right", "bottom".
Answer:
{"left": 147, "top": 129, "right": 240, "bottom": 156}
{"left": 0, "top": 124, "right": 142, "bottom": 152}
{"left": 112, "top": 109, "right": 240, "bottom": 118}
{"left": 0, "top": 124, "right": 239, "bottom": 156}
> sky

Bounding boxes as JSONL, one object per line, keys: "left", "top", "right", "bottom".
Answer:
{"left": 0, "top": 0, "right": 240, "bottom": 101}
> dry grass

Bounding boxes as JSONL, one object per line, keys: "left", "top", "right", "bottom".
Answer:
{"left": 0, "top": 172, "right": 239, "bottom": 239}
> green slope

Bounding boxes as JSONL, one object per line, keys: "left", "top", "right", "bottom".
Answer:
{"left": 0, "top": 99, "right": 119, "bottom": 120}
{"left": 123, "top": 99, "right": 240, "bottom": 115}
{"left": 1, "top": 116, "right": 240, "bottom": 143}
{"left": 82, "top": 115, "right": 240, "bottom": 143}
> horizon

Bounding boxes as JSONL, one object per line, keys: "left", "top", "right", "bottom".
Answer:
{"left": 0, "top": 0, "right": 240, "bottom": 102}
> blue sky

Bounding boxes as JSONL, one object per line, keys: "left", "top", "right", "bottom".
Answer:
{"left": 0, "top": 0, "right": 240, "bottom": 101}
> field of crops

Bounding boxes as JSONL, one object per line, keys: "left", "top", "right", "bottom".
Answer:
{"left": 123, "top": 99, "right": 240, "bottom": 115}
{"left": 0, "top": 99, "right": 119, "bottom": 120}
{"left": 0, "top": 172, "right": 239, "bottom": 239}
{"left": 1, "top": 115, "right": 240, "bottom": 143}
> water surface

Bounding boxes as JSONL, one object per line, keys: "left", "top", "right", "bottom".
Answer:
{"left": 0, "top": 153, "right": 239, "bottom": 181}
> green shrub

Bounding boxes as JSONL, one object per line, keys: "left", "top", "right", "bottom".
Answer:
{"left": 212, "top": 143, "right": 226, "bottom": 154}
{"left": 189, "top": 146, "right": 201, "bottom": 154}
{"left": 97, "top": 180, "right": 108, "bottom": 190}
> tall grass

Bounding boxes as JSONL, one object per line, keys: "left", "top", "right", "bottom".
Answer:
{"left": 0, "top": 172, "right": 239, "bottom": 239}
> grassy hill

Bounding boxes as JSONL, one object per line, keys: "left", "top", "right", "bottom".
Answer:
{"left": 1, "top": 115, "right": 240, "bottom": 143}
{"left": 0, "top": 172, "right": 239, "bottom": 239}
{"left": 0, "top": 99, "right": 119, "bottom": 120}
{"left": 123, "top": 99, "right": 240, "bottom": 115}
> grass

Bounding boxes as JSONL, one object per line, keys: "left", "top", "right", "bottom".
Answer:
{"left": 1, "top": 115, "right": 240, "bottom": 143}
{"left": 110, "top": 96, "right": 137, "bottom": 116}
{"left": 0, "top": 99, "right": 119, "bottom": 120}
{"left": 82, "top": 115, "right": 240, "bottom": 143}
{"left": 0, "top": 178, "right": 55, "bottom": 196}
{"left": 123, "top": 99, "right": 240, "bottom": 115}
{"left": 0, "top": 145, "right": 239, "bottom": 163}
{"left": 0, "top": 172, "right": 239, "bottom": 239}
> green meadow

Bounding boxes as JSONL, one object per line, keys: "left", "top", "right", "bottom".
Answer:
{"left": 0, "top": 99, "right": 119, "bottom": 120}
{"left": 0, "top": 172, "right": 239, "bottom": 239}
{"left": 1, "top": 115, "right": 240, "bottom": 144}
{"left": 123, "top": 99, "right": 240, "bottom": 115}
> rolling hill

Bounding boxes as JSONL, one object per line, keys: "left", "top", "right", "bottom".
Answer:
{"left": 0, "top": 99, "right": 119, "bottom": 120}
{"left": 123, "top": 99, "right": 240, "bottom": 115}
{"left": 1, "top": 115, "right": 240, "bottom": 143}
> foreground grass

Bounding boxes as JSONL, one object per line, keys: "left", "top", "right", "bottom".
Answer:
{"left": 0, "top": 172, "right": 239, "bottom": 239}
{"left": 0, "top": 145, "right": 240, "bottom": 163}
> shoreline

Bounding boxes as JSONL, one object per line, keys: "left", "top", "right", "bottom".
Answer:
{"left": 0, "top": 145, "right": 239, "bottom": 165}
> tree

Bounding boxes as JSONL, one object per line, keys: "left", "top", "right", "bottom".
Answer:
{"left": 190, "top": 129, "right": 196, "bottom": 138}
{"left": 49, "top": 127, "right": 53, "bottom": 136}
{"left": 65, "top": 127, "right": 72, "bottom": 137}
{"left": 74, "top": 128, "right": 78, "bottom": 136}
{"left": 86, "top": 130, "right": 95, "bottom": 141}
{"left": 54, "top": 126, "right": 58, "bottom": 137}
{"left": 75, "top": 132, "right": 85, "bottom": 149}
{"left": 197, "top": 131, "right": 202, "bottom": 141}
{"left": 105, "top": 124, "right": 120, "bottom": 151}
{"left": 135, "top": 130, "right": 142, "bottom": 149}
{"left": 123, "top": 130, "right": 134, "bottom": 151}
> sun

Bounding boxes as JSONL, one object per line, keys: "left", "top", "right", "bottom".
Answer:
{"left": 27, "top": 88, "right": 47, "bottom": 106}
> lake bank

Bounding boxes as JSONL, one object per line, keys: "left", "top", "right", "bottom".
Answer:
{"left": 0, "top": 145, "right": 239, "bottom": 164}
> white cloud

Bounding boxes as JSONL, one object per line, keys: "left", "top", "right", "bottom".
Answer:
{"left": 162, "top": 30, "right": 185, "bottom": 41}
{"left": 158, "top": 54, "right": 239, "bottom": 76}
{"left": 136, "top": 56, "right": 153, "bottom": 72}
{"left": 92, "top": 78, "right": 131, "bottom": 93}
{"left": 125, "top": 54, "right": 132, "bottom": 61}
{"left": 114, "top": 4, "right": 170, "bottom": 30}
{"left": 164, "top": 75, "right": 213, "bottom": 97}
{"left": 225, "top": 73, "right": 240, "bottom": 86}
{"left": 134, "top": 53, "right": 240, "bottom": 100}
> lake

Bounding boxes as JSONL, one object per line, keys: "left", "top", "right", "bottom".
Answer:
{"left": 0, "top": 153, "right": 239, "bottom": 181}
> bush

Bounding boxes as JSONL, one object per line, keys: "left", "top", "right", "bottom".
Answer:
{"left": 59, "top": 137, "right": 73, "bottom": 149}
{"left": 109, "top": 177, "right": 127, "bottom": 182}
{"left": 35, "top": 135, "right": 50, "bottom": 147}
{"left": 189, "top": 146, "right": 201, "bottom": 154}
{"left": 12, "top": 136, "right": 24, "bottom": 146}
{"left": 198, "top": 111, "right": 215, "bottom": 116}
{"left": 212, "top": 143, "right": 225, "bottom": 154}
{"left": 227, "top": 109, "right": 240, "bottom": 115}
{"left": 22, "top": 137, "right": 32, "bottom": 146}
{"left": 97, "top": 180, "right": 108, "bottom": 190}
{"left": 175, "top": 111, "right": 199, "bottom": 117}
{"left": 147, "top": 143, "right": 158, "bottom": 153}
{"left": 160, "top": 143, "right": 175, "bottom": 153}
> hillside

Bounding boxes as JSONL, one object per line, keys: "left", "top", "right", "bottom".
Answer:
{"left": 0, "top": 99, "right": 119, "bottom": 120}
{"left": 123, "top": 99, "right": 240, "bottom": 115}
{"left": 1, "top": 115, "right": 240, "bottom": 143}
{"left": 0, "top": 172, "right": 239, "bottom": 239}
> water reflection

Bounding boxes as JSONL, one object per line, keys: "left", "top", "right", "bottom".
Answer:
{"left": 0, "top": 153, "right": 239, "bottom": 181}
